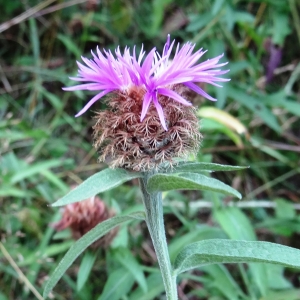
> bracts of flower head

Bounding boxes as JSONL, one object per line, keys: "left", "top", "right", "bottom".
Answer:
{"left": 52, "top": 190, "right": 118, "bottom": 249}
{"left": 64, "top": 35, "right": 229, "bottom": 171}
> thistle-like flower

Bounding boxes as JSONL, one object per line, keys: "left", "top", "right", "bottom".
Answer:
{"left": 64, "top": 35, "right": 229, "bottom": 171}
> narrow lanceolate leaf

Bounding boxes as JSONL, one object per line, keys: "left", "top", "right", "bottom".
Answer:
{"left": 147, "top": 173, "right": 241, "bottom": 199}
{"left": 173, "top": 239, "right": 300, "bottom": 275}
{"left": 10, "top": 159, "right": 70, "bottom": 184}
{"left": 77, "top": 251, "right": 97, "bottom": 291}
{"left": 98, "top": 268, "right": 135, "bottom": 300}
{"left": 128, "top": 273, "right": 165, "bottom": 300}
{"left": 43, "top": 211, "right": 145, "bottom": 299}
{"left": 170, "top": 162, "right": 248, "bottom": 173}
{"left": 200, "top": 264, "right": 244, "bottom": 300}
{"left": 113, "top": 247, "right": 148, "bottom": 293}
{"left": 51, "top": 168, "right": 142, "bottom": 207}
{"left": 197, "top": 106, "right": 248, "bottom": 135}
{"left": 214, "top": 207, "right": 256, "bottom": 240}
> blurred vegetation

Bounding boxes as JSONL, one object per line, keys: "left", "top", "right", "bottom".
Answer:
{"left": 1, "top": 0, "right": 300, "bottom": 299}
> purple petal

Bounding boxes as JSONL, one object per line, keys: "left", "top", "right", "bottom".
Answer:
{"left": 141, "top": 92, "right": 152, "bottom": 121}
{"left": 137, "top": 45, "right": 145, "bottom": 64}
{"left": 184, "top": 82, "right": 217, "bottom": 101}
{"left": 162, "top": 34, "right": 171, "bottom": 56}
{"left": 63, "top": 83, "right": 108, "bottom": 91}
{"left": 156, "top": 76, "right": 194, "bottom": 87}
{"left": 193, "top": 54, "right": 225, "bottom": 71}
{"left": 158, "top": 88, "right": 191, "bottom": 106}
{"left": 75, "top": 89, "right": 113, "bottom": 117}
{"left": 153, "top": 94, "right": 167, "bottom": 131}
{"left": 266, "top": 43, "right": 282, "bottom": 83}
{"left": 64, "top": 36, "right": 230, "bottom": 120}
{"left": 150, "top": 54, "right": 169, "bottom": 75}
{"left": 141, "top": 48, "right": 156, "bottom": 76}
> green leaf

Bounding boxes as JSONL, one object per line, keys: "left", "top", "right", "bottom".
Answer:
{"left": 110, "top": 225, "right": 129, "bottom": 248}
{"left": 113, "top": 247, "right": 148, "bottom": 293}
{"left": 249, "top": 263, "right": 268, "bottom": 296}
{"left": 0, "top": 186, "right": 34, "bottom": 197}
{"left": 109, "top": 0, "right": 133, "bottom": 34}
{"left": 43, "top": 211, "right": 145, "bottom": 299}
{"left": 198, "top": 106, "right": 248, "bottom": 136}
{"left": 264, "top": 91, "right": 300, "bottom": 117}
{"left": 214, "top": 207, "right": 256, "bottom": 240}
{"left": 150, "top": 0, "right": 173, "bottom": 36}
{"left": 276, "top": 99, "right": 300, "bottom": 117}
{"left": 147, "top": 173, "right": 242, "bottom": 199}
{"left": 169, "top": 226, "right": 225, "bottom": 261}
{"left": 0, "top": 291, "right": 8, "bottom": 300}
{"left": 212, "top": 0, "right": 225, "bottom": 16}
{"left": 57, "top": 33, "right": 81, "bottom": 57}
{"left": 186, "top": 12, "right": 213, "bottom": 32}
{"left": 39, "top": 86, "right": 63, "bottom": 110}
{"left": 266, "top": 265, "right": 291, "bottom": 290}
{"left": 227, "top": 86, "right": 281, "bottom": 133}
{"left": 275, "top": 198, "right": 296, "bottom": 220}
{"left": 201, "top": 264, "right": 244, "bottom": 300}
{"left": 51, "top": 168, "right": 142, "bottom": 207}
{"left": 272, "top": 11, "right": 291, "bottom": 46}
{"left": 234, "top": 11, "right": 255, "bottom": 24}
{"left": 19, "top": 241, "right": 74, "bottom": 267}
{"left": 171, "top": 162, "right": 248, "bottom": 173}
{"left": 261, "top": 289, "right": 300, "bottom": 300}
{"left": 41, "top": 169, "right": 69, "bottom": 193}
{"left": 128, "top": 273, "right": 165, "bottom": 300}
{"left": 201, "top": 118, "right": 244, "bottom": 146}
{"left": 98, "top": 267, "right": 135, "bottom": 300}
{"left": 173, "top": 239, "right": 300, "bottom": 275}
{"left": 10, "top": 159, "right": 69, "bottom": 184}
{"left": 77, "top": 251, "right": 97, "bottom": 292}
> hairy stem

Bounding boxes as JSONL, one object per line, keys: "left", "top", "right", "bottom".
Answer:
{"left": 139, "top": 173, "right": 178, "bottom": 300}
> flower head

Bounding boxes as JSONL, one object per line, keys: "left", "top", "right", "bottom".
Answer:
{"left": 64, "top": 36, "right": 229, "bottom": 171}
{"left": 52, "top": 192, "right": 117, "bottom": 248}
{"left": 93, "top": 84, "right": 201, "bottom": 171}
{"left": 64, "top": 35, "right": 229, "bottom": 131}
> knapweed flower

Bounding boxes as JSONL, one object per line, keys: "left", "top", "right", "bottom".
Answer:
{"left": 52, "top": 193, "right": 117, "bottom": 249}
{"left": 64, "top": 35, "right": 229, "bottom": 171}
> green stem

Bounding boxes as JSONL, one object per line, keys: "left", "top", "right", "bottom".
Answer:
{"left": 139, "top": 173, "right": 178, "bottom": 300}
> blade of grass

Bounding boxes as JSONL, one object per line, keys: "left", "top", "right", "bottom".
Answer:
{"left": 0, "top": 242, "right": 44, "bottom": 300}
{"left": 0, "top": 0, "right": 56, "bottom": 33}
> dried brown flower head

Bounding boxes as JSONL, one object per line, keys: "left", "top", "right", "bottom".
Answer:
{"left": 93, "top": 84, "right": 202, "bottom": 171}
{"left": 52, "top": 195, "right": 117, "bottom": 249}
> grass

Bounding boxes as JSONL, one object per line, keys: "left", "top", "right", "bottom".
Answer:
{"left": 1, "top": 0, "right": 300, "bottom": 299}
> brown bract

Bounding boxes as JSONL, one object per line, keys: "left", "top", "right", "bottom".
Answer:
{"left": 93, "top": 84, "right": 202, "bottom": 171}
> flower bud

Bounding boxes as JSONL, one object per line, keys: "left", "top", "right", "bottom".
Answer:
{"left": 93, "top": 84, "right": 201, "bottom": 171}
{"left": 52, "top": 194, "right": 117, "bottom": 249}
